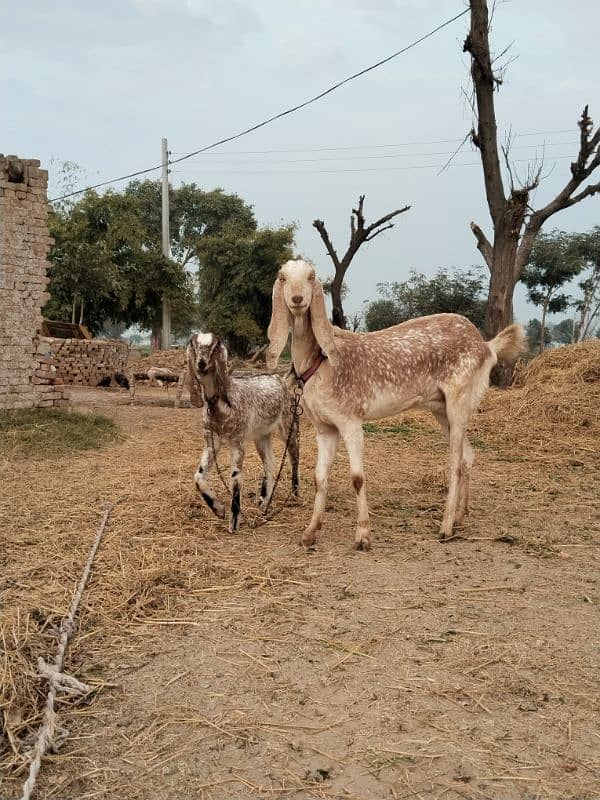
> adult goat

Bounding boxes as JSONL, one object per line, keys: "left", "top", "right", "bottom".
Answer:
{"left": 267, "top": 259, "right": 524, "bottom": 550}
{"left": 189, "top": 332, "right": 300, "bottom": 532}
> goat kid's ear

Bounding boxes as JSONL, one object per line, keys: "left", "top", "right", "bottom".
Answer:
{"left": 267, "top": 276, "right": 290, "bottom": 369}
{"left": 310, "top": 278, "right": 337, "bottom": 367}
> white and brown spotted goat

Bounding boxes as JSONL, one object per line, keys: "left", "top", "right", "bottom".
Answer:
{"left": 268, "top": 258, "right": 525, "bottom": 551}
{"left": 189, "top": 333, "right": 299, "bottom": 532}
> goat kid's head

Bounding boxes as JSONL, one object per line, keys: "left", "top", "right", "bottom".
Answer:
{"left": 187, "top": 332, "right": 230, "bottom": 402}
{"left": 267, "top": 258, "right": 337, "bottom": 369}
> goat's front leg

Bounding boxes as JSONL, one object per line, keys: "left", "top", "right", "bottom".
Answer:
{"left": 194, "top": 433, "right": 226, "bottom": 519}
{"left": 339, "top": 420, "right": 371, "bottom": 551}
{"left": 254, "top": 435, "right": 275, "bottom": 512}
{"left": 229, "top": 443, "right": 245, "bottom": 533}
{"left": 302, "top": 426, "right": 339, "bottom": 548}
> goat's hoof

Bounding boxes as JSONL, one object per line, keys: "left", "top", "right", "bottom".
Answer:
{"left": 300, "top": 530, "right": 316, "bottom": 549}
{"left": 438, "top": 529, "right": 458, "bottom": 542}
{"left": 353, "top": 536, "right": 371, "bottom": 552}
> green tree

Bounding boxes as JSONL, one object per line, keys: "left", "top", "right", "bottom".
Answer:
{"left": 571, "top": 226, "right": 600, "bottom": 341}
{"left": 197, "top": 223, "right": 295, "bottom": 355}
{"left": 551, "top": 318, "right": 576, "bottom": 345}
{"left": 526, "top": 319, "right": 552, "bottom": 352}
{"left": 45, "top": 180, "right": 261, "bottom": 343}
{"left": 364, "top": 300, "right": 402, "bottom": 332}
{"left": 124, "top": 180, "right": 256, "bottom": 268}
{"left": 45, "top": 189, "right": 195, "bottom": 339}
{"left": 364, "top": 268, "right": 487, "bottom": 332}
{"left": 520, "top": 231, "right": 584, "bottom": 353}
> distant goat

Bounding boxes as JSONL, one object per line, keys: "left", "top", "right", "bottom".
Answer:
{"left": 189, "top": 332, "right": 300, "bottom": 532}
{"left": 268, "top": 258, "right": 524, "bottom": 550}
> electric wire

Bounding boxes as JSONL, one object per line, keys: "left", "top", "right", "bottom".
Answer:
{"left": 50, "top": 8, "right": 469, "bottom": 202}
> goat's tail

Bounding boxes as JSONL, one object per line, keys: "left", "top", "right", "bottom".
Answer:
{"left": 487, "top": 323, "right": 526, "bottom": 364}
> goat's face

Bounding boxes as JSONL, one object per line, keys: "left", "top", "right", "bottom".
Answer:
{"left": 188, "top": 332, "right": 227, "bottom": 376}
{"left": 277, "top": 259, "right": 316, "bottom": 317}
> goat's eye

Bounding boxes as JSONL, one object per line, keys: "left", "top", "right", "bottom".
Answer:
{"left": 278, "top": 274, "right": 286, "bottom": 282}
{"left": 308, "top": 273, "right": 315, "bottom": 282}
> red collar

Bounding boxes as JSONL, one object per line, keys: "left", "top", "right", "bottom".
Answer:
{"left": 298, "top": 352, "right": 327, "bottom": 384}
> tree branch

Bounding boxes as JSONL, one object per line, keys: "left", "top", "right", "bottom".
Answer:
{"left": 364, "top": 206, "right": 411, "bottom": 238}
{"left": 312, "top": 219, "right": 341, "bottom": 270}
{"left": 364, "top": 223, "right": 395, "bottom": 242}
{"left": 470, "top": 221, "right": 493, "bottom": 270}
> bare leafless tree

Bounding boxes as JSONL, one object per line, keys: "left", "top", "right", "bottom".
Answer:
{"left": 464, "top": 0, "right": 600, "bottom": 344}
{"left": 313, "top": 195, "right": 410, "bottom": 328}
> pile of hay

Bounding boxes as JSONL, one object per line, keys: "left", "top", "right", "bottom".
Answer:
{"left": 130, "top": 349, "right": 186, "bottom": 373}
{"left": 480, "top": 340, "right": 600, "bottom": 448}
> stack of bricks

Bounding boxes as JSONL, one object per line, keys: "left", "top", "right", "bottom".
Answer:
{"left": 41, "top": 337, "right": 130, "bottom": 385}
{"left": 0, "top": 154, "right": 70, "bottom": 409}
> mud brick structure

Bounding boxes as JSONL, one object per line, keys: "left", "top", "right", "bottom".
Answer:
{"left": 40, "top": 337, "right": 130, "bottom": 385}
{"left": 0, "top": 155, "right": 70, "bottom": 408}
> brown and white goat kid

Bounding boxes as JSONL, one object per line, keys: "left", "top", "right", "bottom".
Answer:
{"left": 267, "top": 259, "right": 524, "bottom": 550}
{"left": 189, "top": 333, "right": 300, "bottom": 532}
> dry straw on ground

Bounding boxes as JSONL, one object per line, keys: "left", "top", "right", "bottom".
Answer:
{"left": 1, "top": 341, "right": 599, "bottom": 799}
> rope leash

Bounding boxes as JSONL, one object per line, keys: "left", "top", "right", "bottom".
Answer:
{"left": 19, "top": 501, "right": 118, "bottom": 800}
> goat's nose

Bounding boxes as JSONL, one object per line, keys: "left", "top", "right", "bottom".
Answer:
{"left": 198, "top": 358, "right": 206, "bottom": 371}
{"left": 291, "top": 294, "right": 304, "bottom": 305}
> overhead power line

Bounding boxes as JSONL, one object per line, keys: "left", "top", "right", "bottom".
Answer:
{"left": 170, "top": 141, "right": 578, "bottom": 168}
{"left": 169, "top": 130, "right": 574, "bottom": 157}
{"left": 50, "top": 7, "right": 469, "bottom": 202}
{"left": 170, "top": 153, "right": 577, "bottom": 177}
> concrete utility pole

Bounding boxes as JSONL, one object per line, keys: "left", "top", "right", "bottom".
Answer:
{"left": 161, "top": 137, "right": 171, "bottom": 350}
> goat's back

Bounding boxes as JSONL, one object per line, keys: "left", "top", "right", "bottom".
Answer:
{"left": 330, "top": 314, "right": 492, "bottom": 400}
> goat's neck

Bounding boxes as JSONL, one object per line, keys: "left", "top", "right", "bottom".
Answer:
{"left": 290, "top": 313, "right": 321, "bottom": 376}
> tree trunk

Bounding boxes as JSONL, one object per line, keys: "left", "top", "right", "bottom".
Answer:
{"left": 539, "top": 298, "right": 549, "bottom": 354}
{"left": 483, "top": 233, "right": 519, "bottom": 339}
{"left": 151, "top": 326, "right": 161, "bottom": 352}
{"left": 330, "top": 276, "right": 346, "bottom": 329}
{"left": 79, "top": 299, "right": 85, "bottom": 325}
{"left": 71, "top": 295, "right": 77, "bottom": 324}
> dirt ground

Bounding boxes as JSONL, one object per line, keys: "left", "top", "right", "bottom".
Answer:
{"left": 2, "top": 384, "right": 599, "bottom": 800}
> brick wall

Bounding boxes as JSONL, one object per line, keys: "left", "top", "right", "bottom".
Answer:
{"left": 38, "top": 337, "right": 130, "bottom": 385}
{"left": 0, "top": 155, "right": 70, "bottom": 409}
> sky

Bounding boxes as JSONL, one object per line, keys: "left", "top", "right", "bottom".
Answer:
{"left": 3, "top": 0, "right": 599, "bottom": 326}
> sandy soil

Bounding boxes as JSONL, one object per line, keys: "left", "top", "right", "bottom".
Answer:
{"left": 2, "top": 385, "right": 599, "bottom": 799}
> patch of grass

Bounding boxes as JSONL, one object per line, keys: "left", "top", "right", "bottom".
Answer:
{"left": 363, "top": 421, "right": 427, "bottom": 438}
{"left": 0, "top": 408, "right": 121, "bottom": 458}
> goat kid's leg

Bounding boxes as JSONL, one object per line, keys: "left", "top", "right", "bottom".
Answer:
{"left": 302, "top": 427, "right": 339, "bottom": 548}
{"left": 194, "top": 434, "right": 226, "bottom": 519}
{"left": 254, "top": 435, "right": 275, "bottom": 511}
{"left": 339, "top": 421, "right": 371, "bottom": 551}
{"left": 229, "top": 444, "right": 245, "bottom": 533}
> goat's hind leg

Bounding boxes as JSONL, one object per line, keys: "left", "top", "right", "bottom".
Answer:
{"left": 229, "top": 443, "right": 245, "bottom": 532}
{"left": 194, "top": 433, "right": 226, "bottom": 519}
{"left": 339, "top": 420, "right": 371, "bottom": 551}
{"left": 254, "top": 435, "right": 275, "bottom": 512}
{"left": 438, "top": 397, "right": 471, "bottom": 541}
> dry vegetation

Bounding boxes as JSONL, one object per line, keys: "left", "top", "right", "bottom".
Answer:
{"left": 1, "top": 343, "right": 599, "bottom": 799}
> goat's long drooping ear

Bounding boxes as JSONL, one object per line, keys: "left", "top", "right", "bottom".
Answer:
{"left": 309, "top": 278, "right": 337, "bottom": 366}
{"left": 186, "top": 336, "right": 197, "bottom": 378}
{"left": 267, "top": 277, "right": 290, "bottom": 369}
{"left": 212, "top": 339, "right": 231, "bottom": 406}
